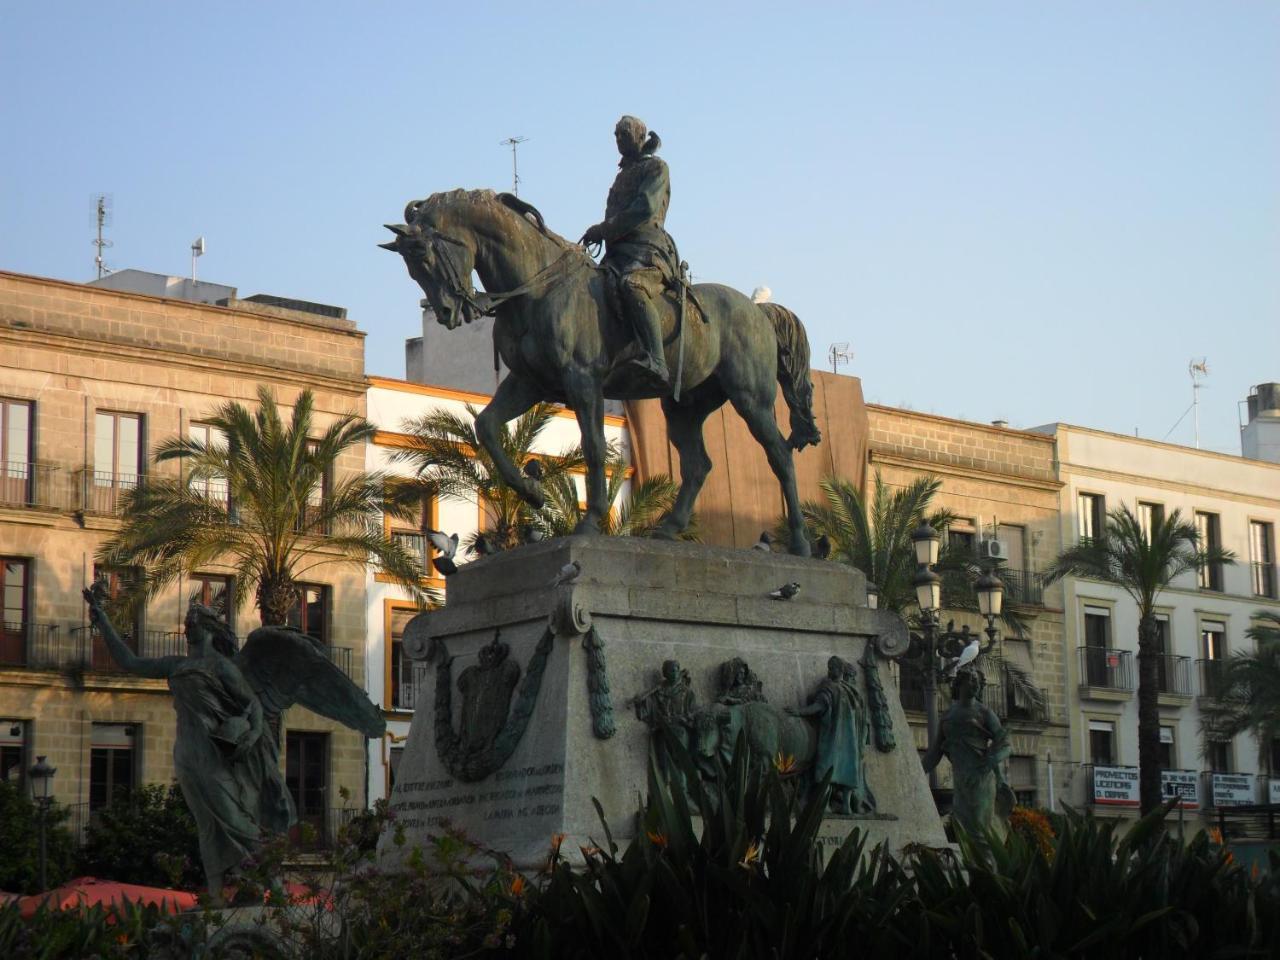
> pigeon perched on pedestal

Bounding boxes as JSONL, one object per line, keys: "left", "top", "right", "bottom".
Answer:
{"left": 551, "top": 560, "right": 582, "bottom": 587}
{"left": 769, "top": 581, "right": 801, "bottom": 601}
{"left": 813, "top": 534, "right": 832, "bottom": 559}
{"left": 522, "top": 459, "right": 544, "bottom": 481}
{"left": 753, "top": 532, "right": 773, "bottom": 552}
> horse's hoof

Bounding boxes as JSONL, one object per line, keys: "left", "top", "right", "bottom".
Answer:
{"left": 572, "top": 519, "right": 603, "bottom": 536}
{"left": 649, "top": 526, "right": 679, "bottom": 541}
{"left": 790, "top": 541, "right": 812, "bottom": 558}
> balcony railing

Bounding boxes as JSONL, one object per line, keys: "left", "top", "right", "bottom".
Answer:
{"left": 72, "top": 627, "right": 190, "bottom": 670}
{"left": 0, "top": 461, "right": 61, "bottom": 509}
{"left": 1156, "top": 654, "right": 1194, "bottom": 696}
{"left": 325, "top": 645, "right": 353, "bottom": 678}
{"left": 982, "top": 679, "right": 1007, "bottom": 719}
{"left": 0, "top": 621, "right": 61, "bottom": 669}
{"left": 290, "top": 807, "right": 360, "bottom": 850}
{"left": 998, "top": 568, "right": 1044, "bottom": 606}
{"left": 392, "top": 530, "right": 432, "bottom": 577}
{"left": 1079, "top": 646, "right": 1134, "bottom": 692}
{"left": 392, "top": 661, "right": 431, "bottom": 711}
{"left": 1198, "top": 659, "right": 1230, "bottom": 700}
{"left": 897, "top": 662, "right": 928, "bottom": 713}
{"left": 77, "top": 469, "right": 142, "bottom": 516}
{"left": 1252, "top": 562, "right": 1277, "bottom": 599}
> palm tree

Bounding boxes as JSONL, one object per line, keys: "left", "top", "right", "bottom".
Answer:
{"left": 539, "top": 462, "right": 697, "bottom": 540}
{"left": 1201, "top": 611, "right": 1280, "bottom": 772}
{"left": 1044, "top": 504, "right": 1236, "bottom": 815}
{"left": 779, "top": 472, "right": 1040, "bottom": 712}
{"left": 101, "top": 386, "right": 431, "bottom": 626}
{"left": 393, "top": 402, "right": 585, "bottom": 553}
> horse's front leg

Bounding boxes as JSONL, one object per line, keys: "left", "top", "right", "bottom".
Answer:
{"left": 564, "top": 373, "right": 608, "bottom": 534}
{"left": 475, "top": 374, "right": 545, "bottom": 508}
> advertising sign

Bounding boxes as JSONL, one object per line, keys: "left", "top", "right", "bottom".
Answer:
{"left": 1211, "top": 773, "right": 1255, "bottom": 807}
{"left": 1269, "top": 779, "right": 1280, "bottom": 806}
{"left": 1092, "top": 765, "right": 1139, "bottom": 806}
{"left": 1160, "top": 770, "right": 1199, "bottom": 809}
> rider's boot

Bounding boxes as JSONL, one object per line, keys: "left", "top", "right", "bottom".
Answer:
{"left": 608, "top": 283, "right": 670, "bottom": 397}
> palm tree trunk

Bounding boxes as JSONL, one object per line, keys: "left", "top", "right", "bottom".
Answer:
{"left": 1136, "top": 613, "right": 1163, "bottom": 817}
{"left": 258, "top": 577, "right": 298, "bottom": 627}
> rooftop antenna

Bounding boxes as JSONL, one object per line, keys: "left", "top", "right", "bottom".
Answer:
{"left": 500, "top": 136, "right": 528, "bottom": 195}
{"left": 1189, "top": 358, "right": 1209, "bottom": 449}
{"left": 92, "top": 194, "right": 113, "bottom": 279}
{"left": 190, "top": 236, "right": 205, "bottom": 283}
{"left": 828, "top": 342, "right": 851, "bottom": 375}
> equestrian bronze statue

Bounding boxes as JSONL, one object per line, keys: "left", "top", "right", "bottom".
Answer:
{"left": 381, "top": 116, "right": 822, "bottom": 555}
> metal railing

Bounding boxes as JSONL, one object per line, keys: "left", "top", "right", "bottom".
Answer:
{"left": 0, "top": 461, "right": 61, "bottom": 509}
{"left": 289, "top": 807, "right": 360, "bottom": 849}
{"left": 1078, "top": 646, "right": 1134, "bottom": 692}
{"left": 392, "top": 530, "right": 432, "bottom": 576}
{"left": 71, "top": 627, "right": 190, "bottom": 670}
{"left": 63, "top": 802, "right": 91, "bottom": 845}
{"left": 76, "top": 469, "right": 143, "bottom": 516}
{"left": 1198, "top": 659, "right": 1230, "bottom": 700}
{"left": 999, "top": 568, "right": 1044, "bottom": 606}
{"left": 1252, "top": 562, "right": 1277, "bottom": 599}
{"left": 1156, "top": 654, "right": 1194, "bottom": 696}
{"left": 0, "top": 621, "right": 61, "bottom": 669}
{"left": 391, "top": 661, "right": 431, "bottom": 711}
{"left": 325, "top": 645, "right": 353, "bottom": 678}
{"left": 897, "top": 663, "right": 928, "bottom": 713}
{"left": 1214, "top": 803, "right": 1280, "bottom": 841}
{"left": 982, "top": 679, "right": 1007, "bottom": 719}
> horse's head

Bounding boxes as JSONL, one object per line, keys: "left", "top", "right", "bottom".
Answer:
{"left": 380, "top": 191, "right": 486, "bottom": 331}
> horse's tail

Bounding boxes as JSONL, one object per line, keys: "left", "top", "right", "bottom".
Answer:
{"left": 758, "top": 302, "right": 821, "bottom": 450}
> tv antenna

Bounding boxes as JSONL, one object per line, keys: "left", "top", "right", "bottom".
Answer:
{"left": 1189, "top": 358, "right": 1209, "bottom": 450}
{"left": 92, "top": 194, "right": 113, "bottom": 279}
{"left": 828, "top": 342, "right": 852, "bottom": 375}
{"left": 500, "top": 136, "right": 528, "bottom": 195}
{"left": 190, "top": 236, "right": 205, "bottom": 283}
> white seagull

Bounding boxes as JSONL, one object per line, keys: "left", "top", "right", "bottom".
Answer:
{"left": 947, "top": 637, "right": 981, "bottom": 676}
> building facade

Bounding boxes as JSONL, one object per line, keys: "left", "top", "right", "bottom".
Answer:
{"left": 0, "top": 269, "right": 376, "bottom": 843}
{"left": 362, "top": 376, "right": 632, "bottom": 802}
{"left": 1039, "top": 422, "right": 1280, "bottom": 820}
{"left": 865, "top": 404, "right": 1071, "bottom": 811}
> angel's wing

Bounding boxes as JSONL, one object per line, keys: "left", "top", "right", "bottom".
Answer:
{"left": 234, "top": 626, "right": 386, "bottom": 738}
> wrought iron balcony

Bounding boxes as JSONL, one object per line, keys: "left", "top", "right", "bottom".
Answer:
{"left": 1156, "top": 654, "right": 1194, "bottom": 697}
{"left": 76, "top": 469, "right": 143, "bottom": 516}
{"left": 325, "top": 644, "right": 353, "bottom": 678}
{"left": 0, "top": 461, "right": 62, "bottom": 509}
{"left": 1252, "top": 562, "right": 1277, "bottom": 599}
{"left": 998, "top": 568, "right": 1044, "bottom": 606}
{"left": 1197, "top": 659, "right": 1230, "bottom": 700}
{"left": 1078, "top": 646, "right": 1134, "bottom": 692}
{"left": 897, "top": 662, "right": 928, "bottom": 713}
{"left": 0, "top": 621, "right": 62, "bottom": 669}
{"left": 72, "top": 627, "right": 191, "bottom": 671}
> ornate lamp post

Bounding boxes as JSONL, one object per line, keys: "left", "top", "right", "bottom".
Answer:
{"left": 28, "top": 755, "right": 56, "bottom": 891}
{"left": 910, "top": 521, "right": 1005, "bottom": 791}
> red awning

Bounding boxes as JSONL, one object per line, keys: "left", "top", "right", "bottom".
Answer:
{"left": 17, "top": 876, "right": 198, "bottom": 918}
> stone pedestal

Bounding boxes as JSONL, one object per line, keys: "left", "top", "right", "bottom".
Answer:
{"left": 377, "top": 537, "right": 946, "bottom": 871}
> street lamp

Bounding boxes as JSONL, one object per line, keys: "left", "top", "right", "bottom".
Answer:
{"left": 865, "top": 581, "right": 880, "bottom": 611}
{"left": 28, "top": 755, "right": 55, "bottom": 891}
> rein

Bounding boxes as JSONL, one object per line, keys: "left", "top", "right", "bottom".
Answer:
{"left": 427, "top": 231, "right": 582, "bottom": 319}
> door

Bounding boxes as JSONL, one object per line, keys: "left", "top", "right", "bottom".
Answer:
{"left": 286, "top": 731, "right": 329, "bottom": 845}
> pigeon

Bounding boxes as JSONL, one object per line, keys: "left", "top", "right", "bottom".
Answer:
{"left": 522, "top": 459, "right": 544, "bottom": 481}
{"left": 520, "top": 523, "right": 546, "bottom": 544}
{"left": 473, "top": 533, "right": 497, "bottom": 557}
{"left": 426, "top": 529, "right": 458, "bottom": 559}
{"left": 550, "top": 560, "right": 582, "bottom": 587}
{"left": 432, "top": 554, "right": 458, "bottom": 576}
{"left": 813, "top": 534, "right": 832, "bottom": 559}
{"left": 946, "top": 637, "right": 981, "bottom": 677}
{"left": 753, "top": 532, "right": 773, "bottom": 552}
{"left": 769, "top": 581, "right": 801, "bottom": 601}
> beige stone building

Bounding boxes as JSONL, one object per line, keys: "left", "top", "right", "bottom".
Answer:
{"left": 866, "top": 405, "right": 1070, "bottom": 810}
{"left": 0, "top": 269, "right": 375, "bottom": 843}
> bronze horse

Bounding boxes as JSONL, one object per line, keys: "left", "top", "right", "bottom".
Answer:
{"left": 381, "top": 189, "right": 820, "bottom": 555}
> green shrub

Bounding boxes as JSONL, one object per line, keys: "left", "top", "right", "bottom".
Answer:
{"left": 77, "top": 782, "right": 202, "bottom": 890}
{"left": 0, "top": 780, "right": 76, "bottom": 895}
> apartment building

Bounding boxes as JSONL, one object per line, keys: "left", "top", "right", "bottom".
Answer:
{"left": 865, "top": 405, "right": 1071, "bottom": 811}
{"left": 1037, "top": 416, "right": 1280, "bottom": 821}
{"left": 0, "top": 269, "right": 375, "bottom": 843}
{"left": 363, "top": 375, "right": 633, "bottom": 802}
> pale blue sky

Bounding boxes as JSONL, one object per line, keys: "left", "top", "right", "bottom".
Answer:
{"left": 2, "top": 2, "right": 1276, "bottom": 455}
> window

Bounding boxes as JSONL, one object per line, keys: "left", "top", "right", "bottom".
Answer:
{"left": 387, "top": 745, "right": 404, "bottom": 794}
{"left": 1200, "top": 621, "right": 1227, "bottom": 699}
{"left": 1154, "top": 614, "right": 1172, "bottom": 692}
{"left": 1207, "top": 738, "right": 1232, "bottom": 773}
{"left": 1137, "top": 502, "right": 1164, "bottom": 543}
{"left": 1008, "top": 755, "right": 1036, "bottom": 807}
{"left": 187, "top": 422, "right": 229, "bottom": 509}
{"left": 948, "top": 521, "right": 976, "bottom": 556}
{"left": 1250, "top": 521, "right": 1276, "bottom": 598}
{"left": 388, "top": 606, "right": 418, "bottom": 711}
{"left": 0, "top": 558, "right": 29, "bottom": 666}
{"left": 285, "top": 731, "right": 328, "bottom": 843}
{"left": 89, "top": 723, "right": 136, "bottom": 811}
{"left": 92, "top": 411, "right": 143, "bottom": 513}
{"left": 1089, "top": 719, "right": 1116, "bottom": 765}
{"left": 91, "top": 565, "right": 142, "bottom": 669}
{"left": 0, "top": 720, "right": 27, "bottom": 787}
{"left": 388, "top": 489, "right": 435, "bottom": 577}
{"left": 297, "top": 439, "right": 330, "bottom": 534}
{"left": 1083, "top": 606, "right": 1111, "bottom": 686}
{"left": 1158, "top": 726, "right": 1175, "bottom": 770}
{"left": 287, "top": 584, "right": 328, "bottom": 645}
{"left": 1270, "top": 738, "right": 1280, "bottom": 777}
{"left": 1077, "top": 493, "right": 1105, "bottom": 543}
{"left": 190, "top": 574, "right": 232, "bottom": 622}
{"left": 1195, "top": 512, "right": 1223, "bottom": 590}
{"left": 0, "top": 399, "right": 33, "bottom": 507}
{"left": 1202, "top": 622, "right": 1227, "bottom": 660}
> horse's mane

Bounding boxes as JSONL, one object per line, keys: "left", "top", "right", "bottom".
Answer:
{"left": 416, "top": 188, "right": 587, "bottom": 260}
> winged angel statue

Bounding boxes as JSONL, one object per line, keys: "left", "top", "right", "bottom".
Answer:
{"left": 84, "top": 583, "right": 385, "bottom": 902}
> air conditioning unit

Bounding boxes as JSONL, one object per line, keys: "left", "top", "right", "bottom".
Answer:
{"left": 979, "top": 539, "right": 1008, "bottom": 561}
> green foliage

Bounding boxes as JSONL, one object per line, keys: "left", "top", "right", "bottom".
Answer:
{"left": 1203, "top": 610, "right": 1280, "bottom": 752}
{"left": 76, "top": 783, "right": 202, "bottom": 890}
{"left": 540, "top": 469, "right": 697, "bottom": 541}
{"left": 0, "top": 900, "right": 175, "bottom": 960}
{"left": 100, "top": 385, "right": 433, "bottom": 624}
{"left": 0, "top": 781, "right": 76, "bottom": 895}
